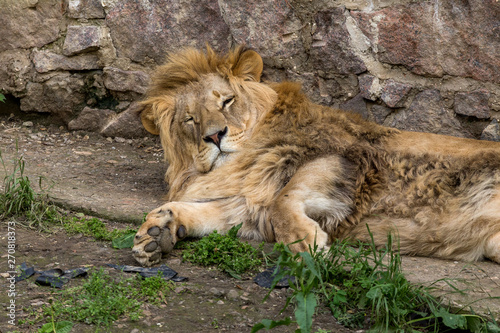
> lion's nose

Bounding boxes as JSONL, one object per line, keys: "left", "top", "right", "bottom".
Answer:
{"left": 203, "top": 127, "right": 228, "bottom": 149}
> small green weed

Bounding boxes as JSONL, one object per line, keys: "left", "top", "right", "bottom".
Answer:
{"left": 139, "top": 272, "right": 175, "bottom": 305}
{"left": 41, "top": 268, "right": 175, "bottom": 329}
{"left": 181, "top": 224, "right": 264, "bottom": 278}
{"left": 111, "top": 228, "right": 137, "bottom": 248}
{"left": 0, "top": 150, "right": 60, "bottom": 230}
{"left": 0, "top": 93, "right": 5, "bottom": 103}
{"left": 253, "top": 231, "right": 499, "bottom": 333}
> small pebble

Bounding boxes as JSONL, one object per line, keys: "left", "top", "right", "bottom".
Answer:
{"left": 227, "top": 289, "right": 239, "bottom": 300}
{"left": 209, "top": 287, "right": 225, "bottom": 297}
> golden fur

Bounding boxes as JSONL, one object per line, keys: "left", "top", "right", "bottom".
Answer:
{"left": 133, "top": 46, "right": 500, "bottom": 267}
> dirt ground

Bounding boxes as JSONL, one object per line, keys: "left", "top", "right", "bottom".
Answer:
{"left": 1, "top": 114, "right": 500, "bottom": 332}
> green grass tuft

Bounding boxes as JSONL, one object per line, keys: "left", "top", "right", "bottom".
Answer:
{"left": 181, "top": 224, "right": 264, "bottom": 278}
{"left": 0, "top": 150, "right": 61, "bottom": 230}
{"left": 62, "top": 214, "right": 136, "bottom": 243}
{"left": 42, "top": 268, "right": 175, "bottom": 329}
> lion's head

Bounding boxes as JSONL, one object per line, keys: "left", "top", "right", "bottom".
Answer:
{"left": 141, "top": 46, "right": 277, "bottom": 199}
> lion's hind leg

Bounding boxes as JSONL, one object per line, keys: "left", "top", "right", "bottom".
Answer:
{"left": 269, "top": 156, "right": 355, "bottom": 253}
{"left": 483, "top": 189, "right": 500, "bottom": 264}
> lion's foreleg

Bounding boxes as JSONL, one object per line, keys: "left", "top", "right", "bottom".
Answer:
{"left": 132, "top": 200, "right": 237, "bottom": 266}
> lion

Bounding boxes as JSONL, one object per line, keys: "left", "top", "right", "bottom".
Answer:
{"left": 133, "top": 46, "right": 500, "bottom": 267}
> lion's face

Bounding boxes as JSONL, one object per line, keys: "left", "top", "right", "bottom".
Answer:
{"left": 140, "top": 46, "right": 277, "bottom": 197}
{"left": 171, "top": 74, "right": 251, "bottom": 172}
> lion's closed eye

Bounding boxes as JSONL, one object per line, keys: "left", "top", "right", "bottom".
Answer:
{"left": 222, "top": 96, "right": 235, "bottom": 109}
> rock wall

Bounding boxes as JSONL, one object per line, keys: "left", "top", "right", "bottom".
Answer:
{"left": 1, "top": 0, "right": 499, "bottom": 140}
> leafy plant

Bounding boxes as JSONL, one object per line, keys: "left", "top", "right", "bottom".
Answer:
{"left": 138, "top": 272, "right": 175, "bottom": 305}
{"left": 0, "top": 93, "right": 6, "bottom": 103}
{"left": 38, "top": 299, "right": 73, "bottom": 333}
{"left": 181, "top": 224, "right": 264, "bottom": 278}
{"left": 254, "top": 231, "right": 499, "bottom": 333}
{"left": 37, "top": 321, "right": 73, "bottom": 333}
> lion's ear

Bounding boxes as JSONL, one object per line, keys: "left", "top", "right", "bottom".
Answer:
{"left": 231, "top": 49, "right": 263, "bottom": 82}
{"left": 141, "top": 106, "right": 160, "bottom": 135}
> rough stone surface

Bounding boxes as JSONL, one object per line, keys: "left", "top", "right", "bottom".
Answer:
{"left": 339, "top": 94, "right": 368, "bottom": 119}
{"left": 262, "top": 69, "right": 344, "bottom": 107}
{"left": 371, "top": 104, "right": 392, "bottom": 125}
{"left": 0, "top": 49, "right": 32, "bottom": 94}
{"left": 481, "top": 119, "right": 500, "bottom": 142}
{"left": 68, "top": 107, "right": 116, "bottom": 132}
{"left": 63, "top": 26, "right": 102, "bottom": 56}
{"left": 0, "top": 0, "right": 62, "bottom": 52}
{"left": 390, "top": 90, "right": 468, "bottom": 138}
{"left": 33, "top": 50, "right": 101, "bottom": 73}
{"left": 352, "top": 1, "right": 500, "bottom": 83}
{"left": 105, "top": 0, "right": 231, "bottom": 63}
{"left": 454, "top": 90, "right": 491, "bottom": 119}
{"left": 310, "top": 8, "right": 367, "bottom": 76}
{"left": 103, "top": 67, "right": 150, "bottom": 94}
{"left": 219, "top": 0, "right": 305, "bottom": 67}
{"left": 358, "top": 75, "right": 380, "bottom": 101}
{"left": 226, "top": 289, "right": 240, "bottom": 300}
{"left": 381, "top": 80, "right": 412, "bottom": 108}
{"left": 20, "top": 74, "right": 86, "bottom": 122}
{"left": 100, "top": 102, "right": 149, "bottom": 138}
{"left": 68, "top": 0, "right": 106, "bottom": 19}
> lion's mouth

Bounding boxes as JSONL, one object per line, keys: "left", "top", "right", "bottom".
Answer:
{"left": 213, "top": 152, "right": 230, "bottom": 169}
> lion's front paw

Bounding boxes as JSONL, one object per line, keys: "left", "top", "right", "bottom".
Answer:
{"left": 132, "top": 207, "right": 187, "bottom": 267}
